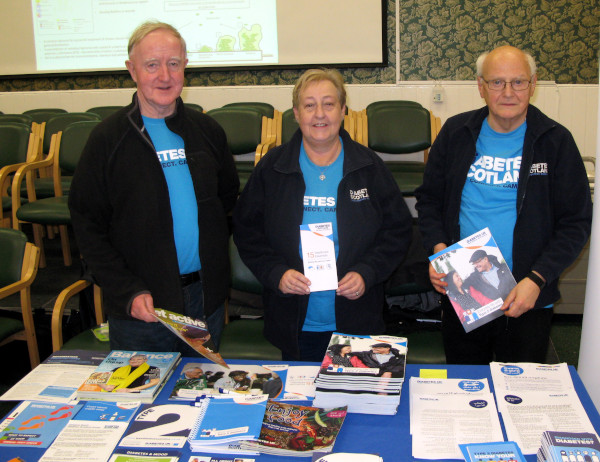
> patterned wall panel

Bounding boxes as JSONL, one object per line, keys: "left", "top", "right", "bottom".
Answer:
{"left": 0, "top": 0, "right": 597, "bottom": 92}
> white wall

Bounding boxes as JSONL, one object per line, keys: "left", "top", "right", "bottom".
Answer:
{"left": 1, "top": 81, "right": 597, "bottom": 158}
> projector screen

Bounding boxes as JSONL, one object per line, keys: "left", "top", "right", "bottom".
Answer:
{"left": 1, "top": 0, "right": 385, "bottom": 77}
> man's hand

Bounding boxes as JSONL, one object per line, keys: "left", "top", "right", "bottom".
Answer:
{"left": 337, "top": 271, "right": 365, "bottom": 300}
{"left": 279, "top": 269, "right": 311, "bottom": 295}
{"left": 130, "top": 293, "right": 158, "bottom": 322}
{"left": 429, "top": 243, "right": 448, "bottom": 294}
{"left": 501, "top": 277, "right": 541, "bottom": 317}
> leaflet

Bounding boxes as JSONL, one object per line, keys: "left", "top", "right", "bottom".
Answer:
{"left": 411, "top": 393, "right": 503, "bottom": 460}
{"left": 490, "top": 362, "right": 574, "bottom": 393}
{"left": 300, "top": 222, "right": 338, "bottom": 292}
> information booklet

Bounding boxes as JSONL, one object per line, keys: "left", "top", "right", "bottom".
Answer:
{"left": 188, "top": 394, "right": 268, "bottom": 454}
{"left": 241, "top": 400, "right": 348, "bottom": 457}
{"left": 76, "top": 350, "right": 181, "bottom": 403}
{"left": 459, "top": 441, "right": 526, "bottom": 462}
{"left": 312, "top": 332, "right": 407, "bottom": 415}
{"left": 429, "top": 227, "right": 516, "bottom": 332}
{"left": 0, "top": 401, "right": 82, "bottom": 448}
{"left": 153, "top": 308, "right": 228, "bottom": 368}
{"left": 539, "top": 431, "right": 600, "bottom": 462}
{"left": 300, "top": 222, "right": 338, "bottom": 292}
{"left": 168, "top": 362, "right": 284, "bottom": 401}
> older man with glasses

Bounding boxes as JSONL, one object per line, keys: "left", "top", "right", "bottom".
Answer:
{"left": 416, "top": 45, "right": 592, "bottom": 365}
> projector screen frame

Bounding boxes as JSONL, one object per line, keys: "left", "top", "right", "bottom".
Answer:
{"left": 0, "top": 0, "right": 388, "bottom": 80}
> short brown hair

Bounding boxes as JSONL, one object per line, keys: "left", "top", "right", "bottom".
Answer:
{"left": 292, "top": 68, "right": 347, "bottom": 109}
{"left": 128, "top": 20, "right": 186, "bottom": 58}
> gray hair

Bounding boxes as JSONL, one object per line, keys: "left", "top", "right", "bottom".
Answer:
{"left": 292, "top": 68, "right": 347, "bottom": 109}
{"left": 476, "top": 48, "right": 536, "bottom": 77}
{"left": 128, "top": 20, "right": 186, "bottom": 58}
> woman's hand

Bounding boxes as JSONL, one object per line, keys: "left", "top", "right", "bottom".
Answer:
{"left": 337, "top": 272, "right": 365, "bottom": 300}
{"left": 279, "top": 269, "right": 311, "bottom": 295}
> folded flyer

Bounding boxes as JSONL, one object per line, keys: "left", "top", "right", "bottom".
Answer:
{"left": 429, "top": 227, "right": 516, "bottom": 332}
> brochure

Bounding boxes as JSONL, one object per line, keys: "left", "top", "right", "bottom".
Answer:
{"left": 153, "top": 308, "right": 228, "bottom": 368}
{"left": 0, "top": 401, "right": 82, "bottom": 448}
{"left": 76, "top": 350, "right": 181, "bottom": 403}
{"left": 119, "top": 404, "right": 203, "bottom": 449}
{"left": 540, "top": 431, "right": 600, "bottom": 462}
{"left": 241, "top": 400, "right": 348, "bottom": 457}
{"left": 459, "top": 441, "right": 526, "bottom": 462}
{"left": 429, "top": 227, "right": 516, "bottom": 332}
{"left": 168, "top": 362, "right": 283, "bottom": 401}
{"left": 300, "top": 222, "right": 338, "bottom": 292}
{"left": 108, "top": 448, "right": 181, "bottom": 462}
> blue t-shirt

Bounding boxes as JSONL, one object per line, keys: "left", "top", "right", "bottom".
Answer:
{"left": 299, "top": 139, "right": 344, "bottom": 332}
{"left": 459, "top": 119, "right": 525, "bottom": 271}
{"left": 143, "top": 116, "right": 201, "bottom": 274}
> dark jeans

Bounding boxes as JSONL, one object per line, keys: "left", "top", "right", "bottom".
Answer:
{"left": 281, "top": 330, "right": 333, "bottom": 362}
{"left": 109, "top": 279, "right": 225, "bottom": 356}
{"left": 441, "top": 297, "right": 553, "bottom": 364}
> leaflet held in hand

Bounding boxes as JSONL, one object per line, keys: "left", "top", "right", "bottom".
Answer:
{"left": 300, "top": 222, "right": 338, "bottom": 292}
{"left": 429, "top": 227, "right": 516, "bottom": 332}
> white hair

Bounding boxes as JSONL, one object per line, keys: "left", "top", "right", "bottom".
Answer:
{"left": 476, "top": 48, "right": 537, "bottom": 77}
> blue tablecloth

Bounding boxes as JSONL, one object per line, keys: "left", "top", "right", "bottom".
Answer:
{"left": 3, "top": 360, "right": 599, "bottom": 462}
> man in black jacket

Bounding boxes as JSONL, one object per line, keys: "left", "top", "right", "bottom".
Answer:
{"left": 69, "top": 21, "right": 238, "bottom": 354}
{"left": 415, "top": 46, "right": 592, "bottom": 364}
{"left": 464, "top": 250, "right": 514, "bottom": 301}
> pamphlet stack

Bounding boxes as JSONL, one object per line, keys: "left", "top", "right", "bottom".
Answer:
{"left": 312, "top": 332, "right": 407, "bottom": 415}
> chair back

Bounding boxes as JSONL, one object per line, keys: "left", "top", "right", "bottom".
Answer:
{"left": 366, "top": 100, "right": 422, "bottom": 116}
{"left": 44, "top": 112, "right": 102, "bottom": 154}
{"left": 58, "top": 120, "right": 101, "bottom": 174}
{"left": 206, "top": 107, "right": 263, "bottom": 155}
{"left": 280, "top": 108, "right": 299, "bottom": 145}
{"left": 86, "top": 106, "right": 123, "bottom": 120}
{"left": 230, "top": 237, "right": 262, "bottom": 295}
{"left": 0, "top": 123, "right": 32, "bottom": 167}
{"left": 22, "top": 108, "right": 67, "bottom": 124}
{"left": 0, "top": 228, "right": 27, "bottom": 286}
{"left": 0, "top": 114, "right": 33, "bottom": 126}
{"left": 367, "top": 104, "right": 431, "bottom": 154}
{"left": 223, "top": 102, "right": 275, "bottom": 118}
{"left": 184, "top": 103, "right": 204, "bottom": 113}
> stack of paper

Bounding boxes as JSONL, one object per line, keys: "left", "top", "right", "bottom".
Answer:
{"left": 188, "top": 394, "right": 268, "bottom": 455}
{"left": 312, "top": 332, "right": 407, "bottom": 415}
{"left": 538, "top": 431, "right": 600, "bottom": 462}
{"left": 76, "top": 350, "right": 181, "bottom": 403}
{"left": 491, "top": 362, "right": 598, "bottom": 455}
{"left": 409, "top": 377, "right": 503, "bottom": 460}
{"left": 241, "top": 400, "right": 348, "bottom": 457}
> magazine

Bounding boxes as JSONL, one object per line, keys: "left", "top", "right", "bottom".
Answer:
{"left": 153, "top": 308, "right": 228, "bottom": 368}
{"left": 0, "top": 401, "right": 83, "bottom": 448}
{"left": 241, "top": 400, "right": 348, "bottom": 457}
{"left": 168, "top": 362, "right": 283, "bottom": 401}
{"left": 76, "top": 350, "right": 181, "bottom": 403}
{"left": 429, "top": 227, "right": 516, "bottom": 332}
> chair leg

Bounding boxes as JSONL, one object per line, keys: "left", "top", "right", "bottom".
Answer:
{"left": 32, "top": 223, "right": 47, "bottom": 268}
{"left": 59, "top": 225, "right": 72, "bottom": 266}
{"left": 21, "top": 288, "right": 40, "bottom": 368}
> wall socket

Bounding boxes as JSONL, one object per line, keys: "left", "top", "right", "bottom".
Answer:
{"left": 432, "top": 85, "right": 444, "bottom": 103}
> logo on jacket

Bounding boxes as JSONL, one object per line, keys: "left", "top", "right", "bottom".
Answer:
{"left": 530, "top": 163, "right": 548, "bottom": 176}
{"left": 349, "top": 188, "right": 370, "bottom": 202}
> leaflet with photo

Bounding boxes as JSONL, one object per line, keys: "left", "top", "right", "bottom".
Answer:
{"left": 76, "top": 350, "right": 180, "bottom": 403}
{"left": 429, "top": 227, "right": 516, "bottom": 332}
{"left": 153, "top": 308, "right": 228, "bottom": 368}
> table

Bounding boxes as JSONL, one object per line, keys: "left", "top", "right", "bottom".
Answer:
{"left": 3, "top": 360, "right": 599, "bottom": 462}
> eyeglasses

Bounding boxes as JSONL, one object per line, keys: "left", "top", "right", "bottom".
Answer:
{"left": 481, "top": 78, "right": 531, "bottom": 91}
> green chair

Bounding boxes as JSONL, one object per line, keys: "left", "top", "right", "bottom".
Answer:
{"left": 22, "top": 108, "right": 67, "bottom": 124}
{"left": 279, "top": 108, "right": 299, "bottom": 146}
{"left": 51, "top": 280, "right": 108, "bottom": 352}
{"left": 86, "top": 106, "right": 123, "bottom": 120}
{"left": 223, "top": 102, "right": 275, "bottom": 119}
{"left": 184, "top": 103, "right": 204, "bottom": 113}
{"left": 0, "top": 114, "right": 33, "bottom": 126}
{"left": 0, "top": 123, "right": 37, "bottom": 228}
{"left": 13, "top": 120, "right": 101, "bottom": 267}
{"left": 206, "top": 107, "right": 266, "bottom": 191}
{"left": 219, "top": 237, "right": 281, "bottom": 361}
{"left": 0, "top": 228, "right": 41, "bottom": 368}
{"left": 366, "top": 104, "right": 432, "bottom": 195}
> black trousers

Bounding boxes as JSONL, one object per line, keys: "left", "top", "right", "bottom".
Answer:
{"left": 441, "top": 297, "right": 553, "bottom": 364}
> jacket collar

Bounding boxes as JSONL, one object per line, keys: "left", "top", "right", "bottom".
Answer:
{"left": 463, "top": 104, "right": 555, "bottom": 139}
{"left": 126, "top": 92, "right": 186, "bottom": 134}
{"left": 273, "top": 127, "right": 374, "bottom": 176}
